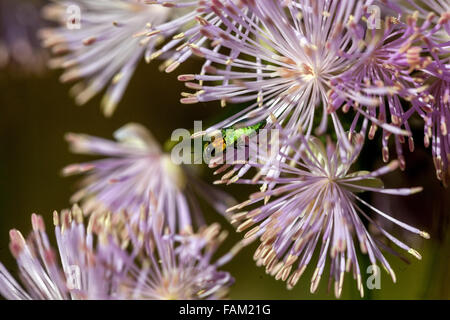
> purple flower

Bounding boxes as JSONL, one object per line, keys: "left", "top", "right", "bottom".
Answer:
{"left": 178, "top": 0, "right": 377, "bottom": 143}
{"left": 421, "top": 74, "right": 450, "bottom": 184}
{"left": 382, "top": 0, "right": 450, "bottom": 183}
{"left": 0, "top": 205, "right": 235, "bottom": 300}
{"left": 0, "top": 0, "right": 48, "bottom": 74}
{"left": 40, "top": 0, "right": 172, "bottom": 116}
{"left": 63, "top": 123, "right": 235, "bottom": 233}
{"left": 119, "top": 209, "right": 235, "bottom": 299}
{"left": 227, "top": 130, "right": 429, "bottom": 297}
{"left": 329, "top": 12, "right": 437, "bottom": 169}
{"left": 0, "top": 206, "right": 127, "bottom": 299}
{"left": 405, "top": 1, "right": 450, "bottom": 184}
{"left": 40, "top": 0, "right": 243, "bottom": 116}
{"left": 385, "top": 0, "right": 449, "bottom": 35}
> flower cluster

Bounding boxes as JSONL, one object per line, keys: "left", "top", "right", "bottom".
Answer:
{"left": 226, "top": 130, "right": 429, "bottom": 297}
{"left": 179, "top": 0, "right": 449, "bottom": 182}
{"left": 0, "top": 205, "right": 234, "bottom": 300}
{"left": 1, "top": 0, "right": 447, "bottom": 300}
{"left": 62, "top": 123, "right": 235, "bottom": 233}
{"left": 40, "top": 0, "right": 252, "bottom": 116}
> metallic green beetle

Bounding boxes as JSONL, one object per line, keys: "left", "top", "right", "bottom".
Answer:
{"left": 204, "top": 120, "right": 267, "bottom": 157}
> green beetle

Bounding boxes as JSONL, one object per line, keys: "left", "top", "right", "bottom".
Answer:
{"left": 204, "top": 120, "right": 267, "bottom": 158}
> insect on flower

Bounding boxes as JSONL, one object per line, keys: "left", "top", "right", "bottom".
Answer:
{"left": 179, "top": 0, "right": 393, "bottom": 148}
{"left": 197, "top": 118, "right": 285, "bottom": 188}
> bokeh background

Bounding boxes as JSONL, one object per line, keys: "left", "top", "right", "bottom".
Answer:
{"left": 0, "top": 4, "right": 449, "bottom": 299}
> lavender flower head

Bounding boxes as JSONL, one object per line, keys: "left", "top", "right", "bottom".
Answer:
{"left": 40, "top": 0, "right": 244, "bottom": 116}
{"left": 0, "top": 205, "right": 235, "bottom": 300}
{"left": 227, "top": 130, "right": 429, "bottom": 297}
{"left": 40, "top": 0, "right": 172, "bottom": 116}
{"left": 329, "top": 9, "right": 439, "bottom": 169}
{"left": 63, "top": 123, "right": 234, "bottom": 233}
{"left": 120, "top": 208, "right": 235, "bottom": 299}
{"left": 179, "top": 0, "right": 385, "bottom": 143}
{"left": 0, "top": 0, "right": 48, "bottom": 74}
{"left": 386, "top": 0, "right": 450, "bottom": 184}
{"left": 0, "top": 206, "right": 128, "bottom": 300}
{"left": 385, "top": 0, "right": 449, "bottom": 36}
{"left": 330, "top": 0, "right": 450, "bottom": 183}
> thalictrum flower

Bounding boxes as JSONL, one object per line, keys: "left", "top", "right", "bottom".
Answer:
{"left": 119, "top": 208, "right": 235, "bottom": 299}
{"left": 179, "top": 0, "right": 383, "bottom": 146}
{"left": 413, "top": 2, "right": 449, "bottom": 184}
{"left": 227, "top": 130, "right": 429, "bottom": 297}
{"left": 384, "top": 0, "right": 449, "bottom": 36}
{"left": 421, "top": 75, "right": 450, "bottom": 184}
{"left": 329, "top": 11, "right": 439, "bottom": 169}
{"left": 63, "top": 123, "right": 235, "bottom": 233}
{"left": 0, "top": 206, "right": 128, "bottom": 300}
{"left": 383, "top": 0, "right": 450, "bottom": 183}
{"left": 40, "top": 0, "right": 248, "bottom": 116}
{"left": 0, "top": 205, "right": 237, "bottom": 300}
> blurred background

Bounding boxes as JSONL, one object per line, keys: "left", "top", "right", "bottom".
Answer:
{"left": 0, "top": 0, "right": 449, "bottom": 300}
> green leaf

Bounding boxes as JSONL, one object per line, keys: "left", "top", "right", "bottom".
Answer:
{"left": 343, "top": 171, "right": 384, "bottom": 192}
